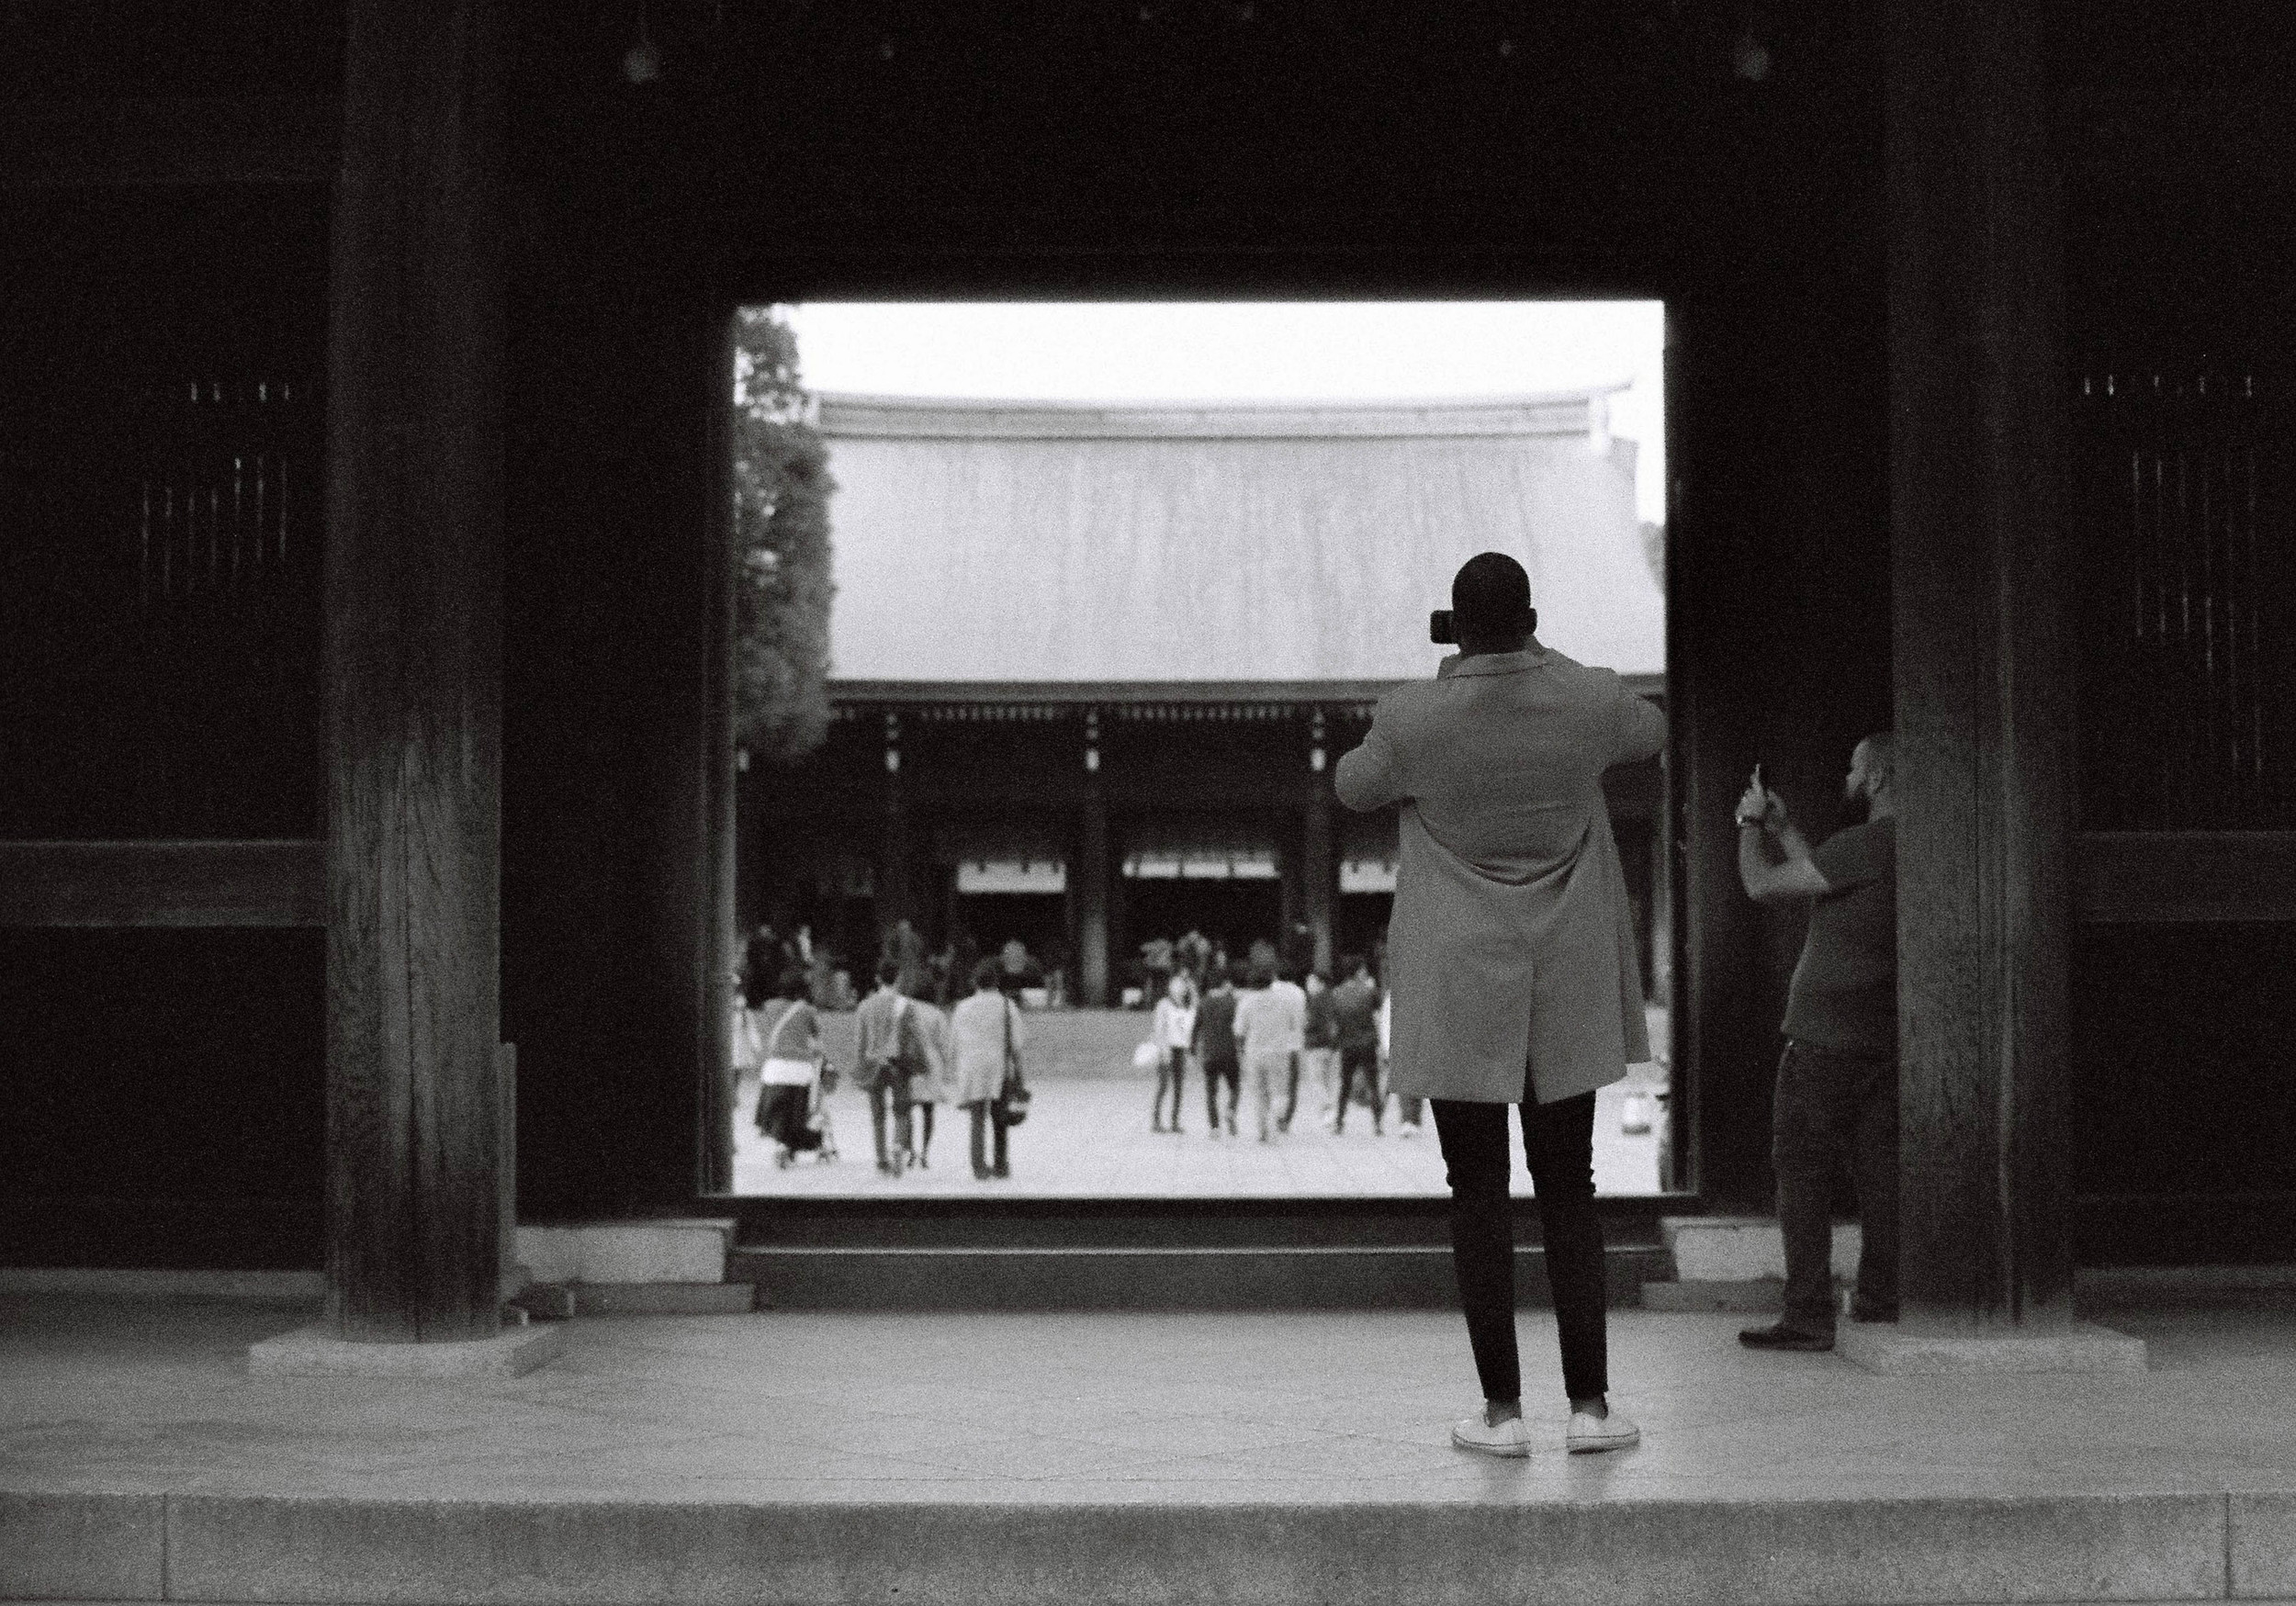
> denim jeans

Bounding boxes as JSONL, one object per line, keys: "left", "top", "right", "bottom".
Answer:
{"left": 1429, "top": 1085, "right": 1606, "bottom": 1405}
{"left": 1773, "top": 1039, "right": 1900, "bottom": 1333}
{"left": 868, "top": 1077, "right": 914, "bottom": 1167}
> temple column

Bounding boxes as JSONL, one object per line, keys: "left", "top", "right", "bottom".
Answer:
{"left": 1077, "top": 709, "right": 1110, "bottom": 1006}
{"left": 315, "top": 0, "right": 513, "bottom": 1349}
{"left": 1303, "top": 711, "right": 1335, "bottom": 976}
{"left": 878, "top": 713, "right": 911, "bottom": 933}
{"left": 1854, "top": 0, "right": 2140, "bottom": 1370}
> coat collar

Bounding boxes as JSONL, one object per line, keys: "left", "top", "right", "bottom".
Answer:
{"left": 1440, "top": 642, "right": 1552, "bottom": 680}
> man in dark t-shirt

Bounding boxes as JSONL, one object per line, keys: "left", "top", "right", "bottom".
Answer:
{"left": 1733, "top": 734, "right": 1899, "bottom": 1351}
{"left": 1190, "top": 966, "right": 1242, "bottom": 1138}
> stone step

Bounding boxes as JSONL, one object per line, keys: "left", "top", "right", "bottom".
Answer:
{"left": 6, "top": 1487, "right": 2283, "bottom": 1606}
{"left": 730, "top": 1243, "right": 1670, "bottom": 1310}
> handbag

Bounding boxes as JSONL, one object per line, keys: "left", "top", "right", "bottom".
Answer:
{"left": 999, "top": 997, "right": 1031, "bottom": 1126}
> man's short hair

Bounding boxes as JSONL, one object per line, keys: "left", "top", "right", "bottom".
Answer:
{"left": 1453, "top": 551, "right": 1536, "bottom": 637}
{"left": 1860, "top": 731, "right": 1896, "bottom": 790}
{"left": 971, "top": 957, "right": 1002, "bottom": 992}
{"left": 1247, "top": 957, "right": 1277, "bottom": 989}
{"left": 875, "top": 957, "right": 902, "bottom": 986}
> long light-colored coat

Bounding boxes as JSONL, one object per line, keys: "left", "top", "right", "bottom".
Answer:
{"left": 1334, "top": 645, "right": 1666, "bottom": 1105}
{"left": 948, "top": 989, "right": 1024, "bottom": 1106}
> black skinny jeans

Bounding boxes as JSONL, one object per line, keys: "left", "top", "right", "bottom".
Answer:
{"left": 1202, "top": 1055, "right": 1240, "bottom": 1129}
{"left": 1430, "top": 1084, "right": 1606, "bottom": 1406}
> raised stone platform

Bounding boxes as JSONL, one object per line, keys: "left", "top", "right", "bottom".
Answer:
{"left": 5, "top": 1294, "right": 2290, "bottom": 1606}
{"left": 245, "top": 1319, "right": 567, "bottom": 1378}
{"left": 1840, "top": 1317, "right": 2149, "bottom": 1375}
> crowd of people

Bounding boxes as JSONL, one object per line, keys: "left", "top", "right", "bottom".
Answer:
{"left": 734, "top": 949, "right": 1033, "bottom": 1184}
{"left": 1143, "top": 944, "right": 1416, "bottom": 1140}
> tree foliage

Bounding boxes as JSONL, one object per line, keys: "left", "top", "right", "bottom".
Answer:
{"left": 732, "top": 306, "right": 835, "bottom": 766}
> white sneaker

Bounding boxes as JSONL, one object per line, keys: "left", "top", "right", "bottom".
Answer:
{"left": 1565, "top": 1409, "right": 1640, "bottom": 1454}
{"left": 1450, "top": 1412, "right": 1534, "bottom": 1458}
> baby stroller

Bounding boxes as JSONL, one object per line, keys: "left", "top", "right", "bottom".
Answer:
{"left": 759, "top": 1061, "right": 839, "bottom": 1166}
{"left": 805, "top": 1064, "right": 839, "bottom": 1162}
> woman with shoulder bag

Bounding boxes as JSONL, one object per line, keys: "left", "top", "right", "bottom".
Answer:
{"left": 950, "top": 957, "right": 1024, "bottom": 1180}
{"left": 754, "top": 967, "right": 828, "bottom": 1167}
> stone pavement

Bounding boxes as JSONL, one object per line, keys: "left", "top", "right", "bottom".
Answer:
{"left": 5, "top": 1293, "right": 2293, "bottom": 1604}
{"left": 732, "top": 1007, "right": 1668, "bottom": 1196}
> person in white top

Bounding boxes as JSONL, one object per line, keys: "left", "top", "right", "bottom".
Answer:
{"left": 1149, "top": 971, "right": 1197, "bottom": 1134}
{"left": 1231, "top": 956, "right": 1306, "bottom": 1143}
{"left": 753, "top": 966, "right": 831, "bottom": 1167}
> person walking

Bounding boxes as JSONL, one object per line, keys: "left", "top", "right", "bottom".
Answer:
{"left": 1734, "top": 736, "right": 1900, "bottom": 1351}
{"left": 1329, "top": 956, "right": 1383, "bottom": 1135}
{"left": 1232, "top": 956, "right": 1305, "bottom": 1143}
{"left": 1266, "top": 962, "right": 1311, "bottom": 1132}
{"left": 1337, "top": 551, "right": 1664, "bottom": 1458}
{"left": 906, "top": 989, "right": 955, "bottom": 1169}
{"left": 1189, "top": 962, "right": 1242, "bottom": 1138}
{"left": 1381, "top": 982, "right": 1422, "bottom": 1135}
{"left": 852, "top": 959, "right": 922, "bottom": 1176}
{"left": 1300, "top": 970, "right": 1341, "bottom": 1130}
{"left": 951, "top": 958, "right": 1023, "bottom": 1180}
{"left": 753, "top": 966, "right": 831, "bottom": 1166}
{"left": 1150, "top": 971, "right": 1197, "bottom": 1133}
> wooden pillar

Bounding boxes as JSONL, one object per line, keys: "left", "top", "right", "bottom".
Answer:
{"left": 1303, "top": 745, "right": 1335, "bottom": 979}
{"left": 323, "top": 0, "right": 503, "bottom": 1341}
{"left": 700, "top": 316, "right": 738, "bottom": 1195}
{"left": 878, "top": 713, "right": 909, "bottom": 931}
{"left": 1078, "top": 709, "right": 1110, "bottom": 1005}
{"left": 1887, "top": 0, "right": 2075, "bottom": 1328}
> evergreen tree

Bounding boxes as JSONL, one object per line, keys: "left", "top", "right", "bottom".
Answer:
{"left": 732, "top": 307, "right": 835, "bottom": 765}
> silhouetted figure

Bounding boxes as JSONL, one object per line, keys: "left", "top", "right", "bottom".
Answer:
{"left": 1189, "top": 963, "right": 1242, "bottom": 1138}
{"left": 1337, "top": 551, "right": 1663, "bottom": 1458}
{"left": 753, "top": 966, "right": 832, "bottom": 1166}
{"left": 1232, "top": 956, "right": 1304, "bottom": 1143}
{"left": 951, "top": 958, "right": 1023, "bottom": 1180}
{"left": 853, "top": 958, "right": 926, "bottom": 1175}
{"left": 1329, "top": 956, "right": 1383, "bottom": 1135}
{"left": 1733, "top": 735, "right": 1900, "bottom": 1352}
{"left": 1150, "top": 971, "right": 1197, "bottom": 1133}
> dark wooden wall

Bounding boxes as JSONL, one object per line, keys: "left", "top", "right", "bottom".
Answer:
{"left": 4, "top": 0, "right": 2290, "bottom": 1260}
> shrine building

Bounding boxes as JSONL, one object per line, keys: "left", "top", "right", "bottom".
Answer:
{"left": 741, "top": 387, "right": 1668, "bottom": 1004}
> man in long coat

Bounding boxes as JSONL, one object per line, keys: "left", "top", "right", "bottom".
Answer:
{"left": 1336, "top": 551, "right": 1665, "bottom": 1458}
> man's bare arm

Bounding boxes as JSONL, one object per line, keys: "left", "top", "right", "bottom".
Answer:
{"left": 1738, "top": 819, "right": 1830, "bottom": 903}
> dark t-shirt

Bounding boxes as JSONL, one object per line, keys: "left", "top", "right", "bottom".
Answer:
{"left": 1781, "top": 815, "right": 1897, "bottom": 1056}
{"left": 1192, "top": 988, "right": 1240, "bottom": 1064}
{"left": 1329, "top": 976, "right": 1381, "bottom": 1054}
{"left": 1303, "top": 988, "right": 1339, "bottom": 1049}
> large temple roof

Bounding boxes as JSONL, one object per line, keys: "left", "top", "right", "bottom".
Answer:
{"left": 817, "top": 390, "right": 1663, "bottom": 686}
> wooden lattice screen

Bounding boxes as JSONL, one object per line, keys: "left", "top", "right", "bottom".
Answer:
{"left": 0, "top": 372, "right": 323, "bottom": 838}
{"left": 2073, "top": 367, "right": 2296, "bottom": 831}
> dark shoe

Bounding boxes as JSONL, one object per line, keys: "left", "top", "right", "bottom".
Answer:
{"left": 1738, "top": 1321, "right": 1834, "bottom": 1352}
{"left": 992, "top": 1162, "right": 1010, "bottom": 1179}
{"left": 973, "top": 1166, "right": 994, "bottom": 1181}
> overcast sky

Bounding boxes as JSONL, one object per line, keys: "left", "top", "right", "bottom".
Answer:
{"left": 780, "top": 301, "right": 1667, "bottom": 523}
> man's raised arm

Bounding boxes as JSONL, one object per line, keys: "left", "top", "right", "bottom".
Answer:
{"left": 1334, "top": 725, "right": 1403, "bottom": 812}
{"left": 1613, "top": 682, "right": 1668, "bottom": 767}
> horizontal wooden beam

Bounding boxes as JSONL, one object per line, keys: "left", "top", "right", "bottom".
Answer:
{"left": 833, "top": 675, "right": 1671, "bottom": 706}
{"left": 0, "top": 839, "right": 323, "bottom": 927}
{"left": 0, "top": 97, "right": 339, "bottom": 187}
{"left": 2076, "top": 831, "right": 2296, "bottom": 924}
